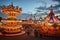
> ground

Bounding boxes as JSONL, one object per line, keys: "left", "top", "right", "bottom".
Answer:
{"left": 0, "top": 34, "right": 60, "bottom": 40}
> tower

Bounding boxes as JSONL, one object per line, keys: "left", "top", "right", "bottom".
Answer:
{"left": 1, "top": 4, "right": 25, "bottom": 36}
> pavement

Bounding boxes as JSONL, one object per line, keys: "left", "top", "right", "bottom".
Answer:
{"left": 0, "top": 34, "right": 60, "bottom": 40}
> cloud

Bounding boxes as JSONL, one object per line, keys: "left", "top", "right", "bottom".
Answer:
{"left": 52, "top": 0, "right": 60, "bottom": 1}
{"left": 36, "top": 3, "right": 60, "bottom": 12}
{"left": 52, "top": 0, "right": 60, "bottom": 12}
{"left": 33, "top": 1, "right": 60, "bottom": 19}
{"left": 36, "top": 6, "right": 46, "bottom": 10}
{"left": 17, "top": 13, "right": 31, "bottom": 20}
{"left": 52, "top": 0, "right": 60, "bottom": 3}
{"left": 0, "top": 6, "right": 2, "bottom": 11}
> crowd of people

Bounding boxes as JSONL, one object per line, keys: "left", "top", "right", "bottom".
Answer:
{"left": 25, "top": 28, "right": 42, "bottom": 38}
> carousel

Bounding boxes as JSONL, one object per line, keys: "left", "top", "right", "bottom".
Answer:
{"left": 38, "top": 6, "right": 60, "bottom": 37}
{"left": 0, "top": 4, "right": 25, "bottom": 36}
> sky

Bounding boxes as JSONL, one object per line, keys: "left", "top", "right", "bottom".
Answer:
{"left": 0, "top": 0, "right": 60, "bottom": 20}
{"left": 0, "top": 0, "right": 59, "bottom": 13}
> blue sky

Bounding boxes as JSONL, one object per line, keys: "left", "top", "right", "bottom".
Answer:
{"left": 0, "top": 0, "right": 59, "bottom": 13}
{"left": 0, "top": 0, "right": 60, "bottom": 20}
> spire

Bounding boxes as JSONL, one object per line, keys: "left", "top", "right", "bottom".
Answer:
{"left": 50, "top": 5, "right": 53, "bottom": 13}
{"left": 51, "top": 5, "right": 53, "bottom": 8}
{"left": 11, "top": 2, "right": 13, "bottom": 6}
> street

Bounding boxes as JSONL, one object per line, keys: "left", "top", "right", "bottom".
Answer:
{"left": 0, "top": 34, "right": 60, "bottom": 40}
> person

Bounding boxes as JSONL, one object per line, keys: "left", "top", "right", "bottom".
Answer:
{"left": 34, "top": 29, "right": 38, "bottom": 37}
{"left": 26, "top": 29, "right": 30, "bottom": 36}
{"left": 38, "top": 30, "right": 43, "bottom": 38}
